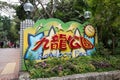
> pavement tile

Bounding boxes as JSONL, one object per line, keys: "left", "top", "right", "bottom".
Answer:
{"left": 1, "top": 62, "right": 16, "bottom": 75}
{"left": 0, "top": 48, "right": 20, "bottom": 80}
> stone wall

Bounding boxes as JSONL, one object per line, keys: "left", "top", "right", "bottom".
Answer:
{"left": 19, "top": 70, "right": 120, "bottom": 80}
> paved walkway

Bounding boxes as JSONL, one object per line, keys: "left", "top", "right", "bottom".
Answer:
{"left": 0, "top": 48, "right": 20, "bottom": 80}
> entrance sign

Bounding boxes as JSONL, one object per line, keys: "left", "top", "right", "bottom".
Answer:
{"left": 23, "top": 18, "right": 97, "bottom": 60}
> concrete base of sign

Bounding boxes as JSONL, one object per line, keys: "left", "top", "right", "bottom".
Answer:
{"left": 19, "top": 70, "right": 120, "bottom": 80}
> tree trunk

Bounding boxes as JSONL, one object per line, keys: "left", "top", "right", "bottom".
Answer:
{"left": 112, "top": 36, "right": 115, "bottom": 54}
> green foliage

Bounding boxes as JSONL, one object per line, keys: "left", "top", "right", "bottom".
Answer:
{"left": 92, "top": 42, "right": 111, "bottom": 56}
{"left": 114, "top": 38, "right": 120, "bottom": 54}
{"left": 0, "top": 16, "right": 11, "bottom": 41}
{"left": 23, "top": 54, "right": 120, "bottom": 79}
{"left": 53, "top": 0, "right": 86, "bottom": 23}
{"left": 106, "top": 55, "right": 120, "bottom": 69}
{"left": 15, "top": 0, "right": 42, "bottom": 21}
{"left": 8, "top": 22, "right": 19, "bottom": 42}
{"left": 0, "top": 16, "right": 19, "bottom": 44}
{"left": 15, "top": 0, "right": 120, "bottom": 54}
{"left": 24, "top": 53, "right": 36, "bottom": 71}
{"left": 27, "top": 57, "right": 94, "bottom": 78}
{"left": 21, "top": 59, "right": 27, "bottom": 71}
{"left": 20, "top": 0, "right": 120, "bottom": 77}
{"left": 15, "top": 4, "right": 26, "bottom": 20}
{"left": 87, "top": 0, "right": 120, "bottom": 54}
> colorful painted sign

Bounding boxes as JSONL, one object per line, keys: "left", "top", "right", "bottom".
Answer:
{"left": 23, "top": 18, "right": 97, "bottom": 60}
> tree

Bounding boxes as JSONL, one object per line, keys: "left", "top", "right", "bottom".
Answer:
{"left": 16, "top": 0, "right": 52, "bottom": 21}
{"left": 0, "top": 16, "right": 11, "bottom": 41}
{"left": 15, "top": 0, "right": 120, "bottom": 54}
{"left": 52, "top": 0, "right": 87, "bottom": 22}
{"left": 86, "top": 0, "right": 120, "bottom": 54}
{"left": 0, "top": 1, "right": 20, "bottom": 46}
{"left": 0, "top": 15, "right": 19, "bottom": 45}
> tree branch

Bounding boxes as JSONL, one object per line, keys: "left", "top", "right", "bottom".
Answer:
{"left": 37, "top": 0, "right": 52, "bottom": 18}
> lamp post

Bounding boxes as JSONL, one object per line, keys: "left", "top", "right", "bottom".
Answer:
{"left": 23, "top": 0, "right": 34, "bottom": 19}
{"left": 84, "top": 11, "right": 92, "bottom": 19}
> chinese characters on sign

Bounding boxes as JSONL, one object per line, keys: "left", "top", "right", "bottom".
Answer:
{"left": 33, "top": 34, "right": 94, "bottom": 51}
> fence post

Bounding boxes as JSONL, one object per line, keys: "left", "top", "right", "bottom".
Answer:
{"left": 20, "top": 19, "right": 34, "bottom": 71}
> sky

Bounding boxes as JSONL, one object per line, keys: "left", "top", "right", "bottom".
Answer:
{"left": 0, "top": 0, "right": 20, "bottom": 5}
{"left": 0, "top": 0, "right": 20, "bottom": 18}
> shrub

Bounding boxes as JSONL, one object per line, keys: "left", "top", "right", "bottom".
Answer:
{"left": 23, "top": 52, "right": 120, "bottom": 79}
{"left": 92, "top": 42, "right": 112, "bottom": 56}
{"left": 91, "top": 60, "right": 111, "bottom": 69}
{"left": 107, "top": 55, "right": 120, "bottom": 69}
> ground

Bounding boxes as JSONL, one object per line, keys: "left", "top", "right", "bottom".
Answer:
{"left": 0, "top": 48, "right": 20, "bottom": 80}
